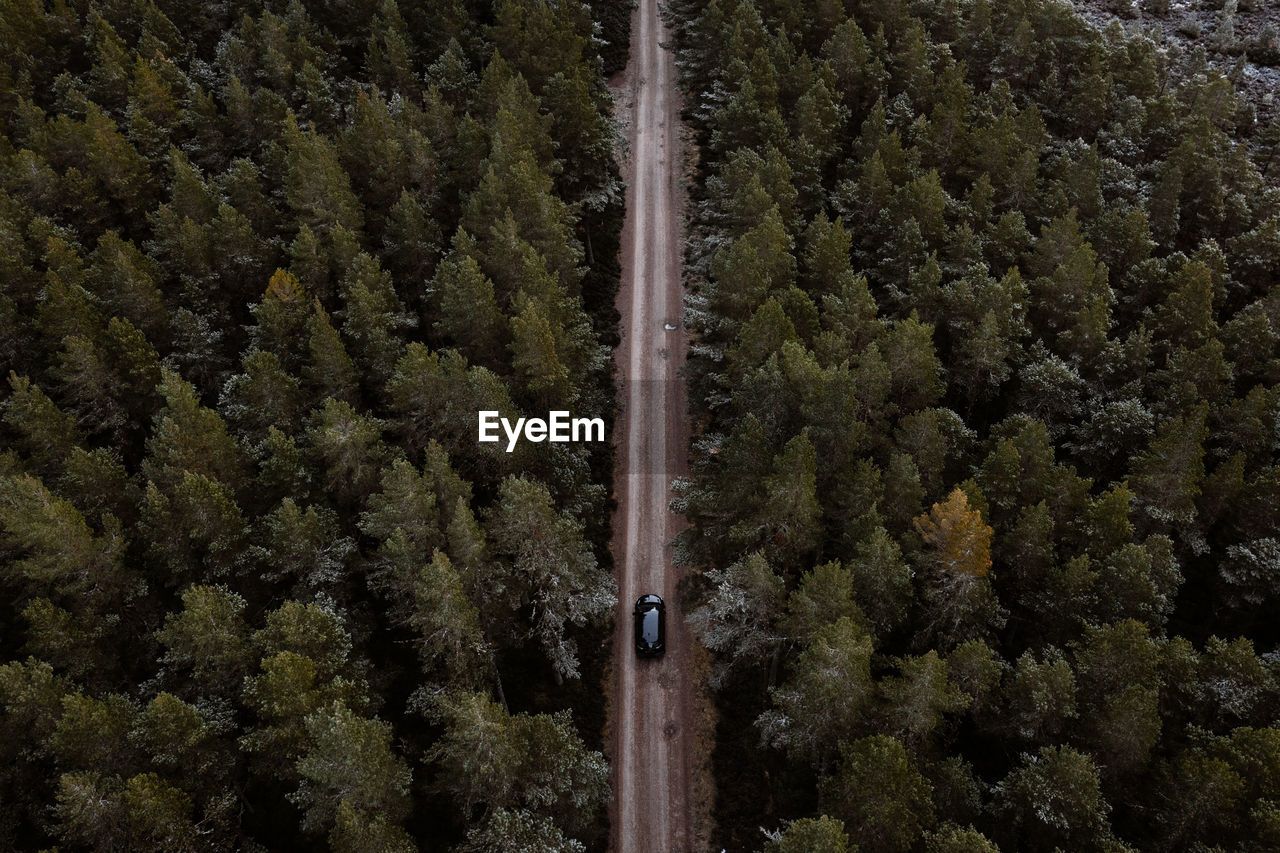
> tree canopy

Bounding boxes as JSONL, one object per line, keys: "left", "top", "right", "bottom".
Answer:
{"left": 672, "top": 0, "right": 1280, "bottom": 849}
{"left": 0, "top": 0, "right": 626, "bottom": 849}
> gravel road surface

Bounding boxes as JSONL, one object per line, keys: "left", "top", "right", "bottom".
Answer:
{"left": 609, "top": 0, "right": 697, "bottom": 850}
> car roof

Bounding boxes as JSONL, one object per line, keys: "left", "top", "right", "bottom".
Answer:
{"left": 641, "top": 608, "right": 662, "bottom": 642}
{"left": 635, "top": 594, "right": 663, "bottom": 606}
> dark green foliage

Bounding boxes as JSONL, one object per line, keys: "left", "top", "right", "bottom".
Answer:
{"left": 426, "top": 689, "right": 610, "bottom": 840}
{"left": 819, "top": 735, "right": 935, "bottom": 853}
{"left": 671, "top": 0, "right": 1280, "bottom": 849}
{"left": 0, "top": 2, "right": 620, "bottom": 849}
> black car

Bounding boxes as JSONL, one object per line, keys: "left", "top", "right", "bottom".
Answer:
{"left": 633, "top": 594, "right": 665, "bottom": 657}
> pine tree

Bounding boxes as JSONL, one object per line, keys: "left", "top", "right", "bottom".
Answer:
{"left": 1130, "top": 403, "right": 1208, "bottom": 528}
{"left": 820, "top": 735, "right": 936, "bottom": 853}
{"left": 250, "top": 268, "right": 312, "bottom": 372}
{"left": 283, "top": 113, "right": 364, "bottom": 238}
{"left": 880, "top": 650, "right": 971, "bottom": 746}
{"left": 387, "top": 344, "right": 522, "bottom": 469}
{"left": 305, "top": 397, "right": 394, "bottom": 508}
{"left": 432, "top": 251, "right": 507, "bottom": 369}
{"left": 764, "top": 816, "right": 851, "bottom": 853}
{"left": 3, "top": 372, "right": 84, "bottom": 477}
{"left": 0, "top": 472, "right": 129, "bottom": 611}
{"left": 358, "top": 458, "right": 442, "bottom": 559}
{"left": 991, "top": 746, "right": 1112, "bottom": 851}
{"left": 154, "top": 585, "right": 251, "bottom": 697}
{"left": 383, "top": 189, "right": 441, "bottom": 292}
{"left": 486, "top": 476, "right": 615, "bottom": 681}
{"left": 425, "top": 690, "right": 609, "bottom": 839}
{"left": 761, "top": 432, "right": 823, "bottom": 564}
{"left": 304, "top": 299, "right": 361, "bottom": 406}
{"left": 364, "top": 0, "right": 418, "bottom": 99}
{"left": 399, "top": 548, "right": 488, "bottom": 684}
{"left": 848, "top": 526, "right": 915, "bottom": 636}
{"left": 708, "top": 206, "right": 797, "bottom": 328}
{"left": 255, "top": 498, "right": 355, "bottom": 592}
{"left": 140, "top": 472, "right": 248, "bottom": 584}
{"left": 219, "top": 349, "right": 304, "bottom": 441}
{"left": 992, "top": 650, "right": 1078, "bottom": 745}
{"left": 54, "top": 771, "right": 202, "bottom": 853}
{"left": 688, "top": 551, "right": 786, "bottom": 687}
{"left": 758, "top": 616, "right": 874, "bottom": 766}
{"left": 337, "top": 251, "right": 413, "bottom": 393}
{"left": 293, "top": 702, "right": 414, "bottom": 844}
{"left": 783, "top": 560, "right": 866, "bottom": 645}
{"left": 85, "top": 231, "right": 169, "bottom": 345}
{"left": 457, "top": 808, "right": 585, "bottom": 853}
{"left": 881, "top": 313, "right": 943, "bottom": 413}
{"left": 509, "top": 298, "right": 572, "bottom": 406}
{"left": 143, "top": 368, "right": 247, "bottom": 494}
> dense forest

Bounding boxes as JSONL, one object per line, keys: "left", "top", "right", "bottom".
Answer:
{"left": 0, "top": 0, "right": 629, "bottom": 850}
{"left": 7, "top": 0, "right": 1280, "bottom": 850}
{"left": 668, "top": 0, "right": 1280, "bottom": 851}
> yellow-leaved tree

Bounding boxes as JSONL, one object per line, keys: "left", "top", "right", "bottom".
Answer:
{"left": 911, "top": 487, "right": 1003, "bottom": 651}
{"left": 913, "top": 487, "right": 993, "bottom": 576}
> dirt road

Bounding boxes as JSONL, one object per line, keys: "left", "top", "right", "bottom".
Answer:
{"left": 608, "top": 0, "right": 698, "bottom": 850}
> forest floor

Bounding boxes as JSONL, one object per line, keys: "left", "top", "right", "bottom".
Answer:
{"left": 1070, "top": 0, "right": 1280, "bottom": 126}
{"left": 605, "top": 0, "right": 712, "bottom": 850}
